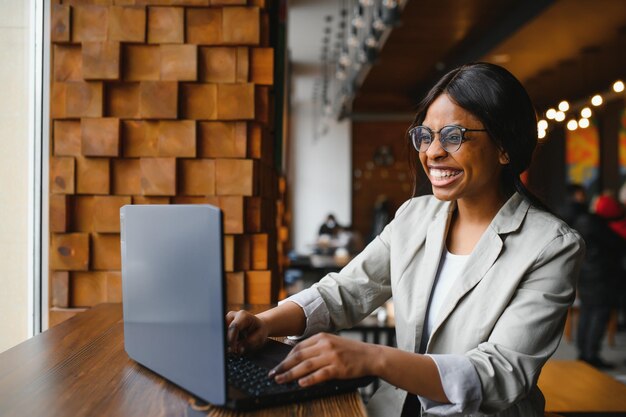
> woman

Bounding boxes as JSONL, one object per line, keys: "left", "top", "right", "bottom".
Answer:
{"left": 227, "top": 63, "right": 584, "bottom": 417}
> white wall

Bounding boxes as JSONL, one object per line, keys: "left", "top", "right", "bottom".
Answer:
{"left": 289, "top": 77, "right": 352, "bottom": 254}
{"left": 0, "top": 0, "right": 31, "bottom": 353}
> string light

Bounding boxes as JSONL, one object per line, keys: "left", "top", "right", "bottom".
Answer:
{"left": 558, "top": 100, "right": 570, "bottom": 112}
{"left": 591, "top": 94, "right": 603, "bottom": 106}
{"left": 566, "top": 119, "right": 578, "bottom": 131}
{"left": 555, "top": 111, "right": 566, "bottom": 122}
{"left": 546, "top": 108, "right": 557, "bottom": 119}
{"left": 613, "top": 80, "right": 624, "bottom": 93}
{"left": 578, "top": 118, "right": 590, "bottom": 128}
{"left": 538, "top": 129, "right": 546, "bottom": 139}
{"left": 538, "top": 120, "right": 548, "bottom": 130}
{"left": 580, "top": 107, "right": 592, "bottom": 118}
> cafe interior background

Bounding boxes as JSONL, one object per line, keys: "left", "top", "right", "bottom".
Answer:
{"left": 1, "top": 0, "right": 625, "bottom": 383}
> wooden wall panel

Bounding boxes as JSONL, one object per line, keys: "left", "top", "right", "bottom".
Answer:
{"left": 49, "top": 1, "right": 279, "bottom": 326}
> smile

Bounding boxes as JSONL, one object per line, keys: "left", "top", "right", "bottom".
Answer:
{"left": 429, "top": 168, "right": 462, "bottom": 181}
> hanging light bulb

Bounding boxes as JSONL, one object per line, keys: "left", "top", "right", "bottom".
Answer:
{"left": 352, "top": 5, "right": 365, "bottom": 29}
{"left": 555, "top": 111, "right": 566, "bottom": 122}
{"left": 591, "top": 94, "right": 603, "bottom": 106}
{"left": 580, "top": 107, "right": 592, "bottom": 118}
{"left": 566, "top": 119, "right": 578, "bottom": 130}
{"left": 336, "top": 68, "right": 347, "bottom": 80}
{"left": 613, "top": 80, "right": 625, "bottom": 93}
{"left": 538, "top": 120, "right": 548, "bottom": 130}
{"left": 578, "top": 118, "right": 590, "bottom": 128}
{"left": 546, "top": 108, "right": 557, "bottom": 119}
{"left": 338, "top": 48, "right": 351, "bottom": 66}
{"left": 558, "top": 100, "right": 569, "bottom": 112}
{"left": 347, "top": 27, "right": 359, "bottom": 48}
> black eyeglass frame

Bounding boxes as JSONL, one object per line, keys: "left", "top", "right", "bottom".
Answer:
{"left": 408, "top": 124, "right": 488, "bottom": 153}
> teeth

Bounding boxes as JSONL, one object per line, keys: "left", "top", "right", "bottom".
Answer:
{"left": 430, "top": 168, "right": 460, "bottom": 179}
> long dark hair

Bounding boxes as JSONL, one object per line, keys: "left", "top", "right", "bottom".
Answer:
{"left": 407, "top": 62, "right": 549, "bottom": 211}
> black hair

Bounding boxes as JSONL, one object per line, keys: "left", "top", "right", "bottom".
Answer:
{"left": 407, "top": 62, "right": 549, "bottom": 211}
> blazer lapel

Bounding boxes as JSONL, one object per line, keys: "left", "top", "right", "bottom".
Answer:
{"left": 426, "top": 193, "right": 529, "bottom": 349}
{"left": 408, "top": 202, "right": 454, "bottom": 352}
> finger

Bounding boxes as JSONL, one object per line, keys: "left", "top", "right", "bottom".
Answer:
{"left": 269, "top": 344, "right": 318, "bottom": 377}
{"left": 296, "top": 365, "right": 335, "bottom": 387}
{"left": 274, "top": 356, "right": 329, "bottom": 384}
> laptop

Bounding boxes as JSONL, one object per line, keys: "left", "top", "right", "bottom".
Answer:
{"left": 120, "top": 204, "right": 374, "bottom": 410}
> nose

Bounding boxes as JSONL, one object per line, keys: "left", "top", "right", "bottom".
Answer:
{"left": 425, "top": 134, "right": 448, "bottom": 159}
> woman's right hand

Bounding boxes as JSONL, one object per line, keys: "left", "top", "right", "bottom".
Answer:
{"left": 225, "top": 310, "right": 269, "bottom": 354}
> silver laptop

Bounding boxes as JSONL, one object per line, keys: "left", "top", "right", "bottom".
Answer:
{"left": 120, "top": 204, "right": 373, "bottom": 410}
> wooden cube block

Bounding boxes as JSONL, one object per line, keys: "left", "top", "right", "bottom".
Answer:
{"left": 122, "top": 120, "right": 159, "bottom": 157}
{"left": 65, "top": 82, "right": 103, "bottom": 118}
{"left": 109, "top": 5, "right": 146, "bottom": 42}
{"left": 217, "top": 84, "right": 254, "bottom": 120}
{"left": 106, "top": 82, "right": 139, "bottom": 118}
{"left": 234, "top": 234, "right": 250, "bottom": 270}
{"left": 51, "top": 82, "right": 67, "bottom": 119}
{"left": 49, "top": 307, "right": 87, "bottom": 328}
{"left": 198, "top": 121, "right": 246, "bottom": 158}
{"left": 82, "top": 41, "right": 120, "bottom": 80}
{"left": 186, "top": 8, "right": 221, "bottom": 45}
{"left": 72, "top": 272, "right": 107, "bottom": 307}
{"left": 161, "top": 45, "right": 197, "bottom": 81}
{"left": 50, "top": 157, "right": 75, "bottom": 194}
{"left": 50, "top": 233, "right": 89, "bottom": 271}
{"left": 245, "top": 196, "right": 262, "bottom": 233}
{"left": 106, "top": 271, "right": 122, "bottom": 302}
{"left": 181, "top": 83, "right": 217, "bottom": 120}
{"left": 54, "top": 120, "right": 81, "bottom": 156}
{"left": 219, "top": 196, "right": 244, "bottom": 234}
{"left": 172, "top": 196, "right": 213, "bottom": 204}
{"left": 72, "top": 196, "right": 96, "bottom": 232}
{"left": 141, "top": 157, "right": 176, "bottom": 195}
{"left": 148, "top": 7, "right": 184, "bottom": 44}
{"left": 76, "top": 156, "right": 110, "bottom": 195}
{"left": 92, "top": 233, "right": 121, "bottom": 270}
{"left": 211, "top": 0, "right": 247, "bottom": 4}
{"left": 254, "top": 85, "right": 271, "bottom": 124}
{"left": 93, "top": 196, "right": 131, "bottom": 232}
{"left": 222, "top": 7, "right": 259, "bottom": 45}
{"left": 199, "top": 47, "right": 236, "bottom": 83}
{"left": 54, "top": 45, "right": 82, "bottom": 82}
{"left": 245, "top": 270, "right": 271, "bottom": 304}
{"left": 112, "top": 158, "right": 141, "bottom": 195}
{"left": 123, "top": 45, "right": 160, "bottom": 81}
{"left": 51, "top": 4, "right": 70, "bottom": 43}
{"left": 250, "top": 233, "right": 268, "bottom": 270}
{"left": 215, "top": 159, "right": 256, "bottom": 196}
{"left": 180, "top": 159, "right": 215, "bottom": 195}
{"left": 50, "top": 194, "right": 69, "bottom": 233}
{"left": 140, "top": 81, "right": 178, "bottom": 119}
{"left": 236, "top": 47, "right": 249, "bottom": 83}
{"left": 250, "top": 47, "right": 273, "bottom": 85}
{"left": 158, "top": 120, "right": 196, "bottom": 157}
{"left": 51, "top": 271, "right": 69, "bottom": 308}
{"left": 224, "top": 235, "right": 234, "bottom": 272}
{"left": 132, "top": 196, "right": 170, "bottom": 204}
{"left": 226, "top": 272, "right": 245, "bottom": 305}
{"left": 81, "top": 118, "right": 120, "bottom": 157}
{"left": 72, "top": 6, "right": 108, "bottom": 42}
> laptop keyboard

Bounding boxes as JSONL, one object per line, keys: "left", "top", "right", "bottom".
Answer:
{"left": 227, "top": 355, "right": 302, "bottom": 396}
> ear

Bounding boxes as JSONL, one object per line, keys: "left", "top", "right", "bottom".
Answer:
{"left": 499, "top": 150, "right": 510, "bottom": 165}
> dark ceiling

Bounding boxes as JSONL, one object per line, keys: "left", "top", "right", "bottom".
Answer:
{"left": 353, "top": 0, "right": 626, "bottom": 115}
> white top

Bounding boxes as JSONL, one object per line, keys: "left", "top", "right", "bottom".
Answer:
{"left": 422, "top": 249, "right": 470, "bottom": 349}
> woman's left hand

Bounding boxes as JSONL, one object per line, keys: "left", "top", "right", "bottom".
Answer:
{"left": 269, "top": 333, "right": 379, "bottom": 387}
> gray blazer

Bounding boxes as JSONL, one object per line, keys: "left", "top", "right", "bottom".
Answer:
{"left": 311, "top": 193, "right": 585, "bottom": 417}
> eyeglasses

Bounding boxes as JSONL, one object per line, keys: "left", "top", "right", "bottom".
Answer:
{"left": 408, "top": 124, "right": 487, "bottom": 153}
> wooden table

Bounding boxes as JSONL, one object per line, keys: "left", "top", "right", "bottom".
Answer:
{"left": 538, "top": 360, "right": 626, "bottom": 415}
{"left": 0, "top": 303, "right": 367, "bottom": 417}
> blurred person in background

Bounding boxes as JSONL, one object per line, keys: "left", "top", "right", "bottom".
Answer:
{"left": 574, "top": 193, "right": 625, "bottom": 369}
